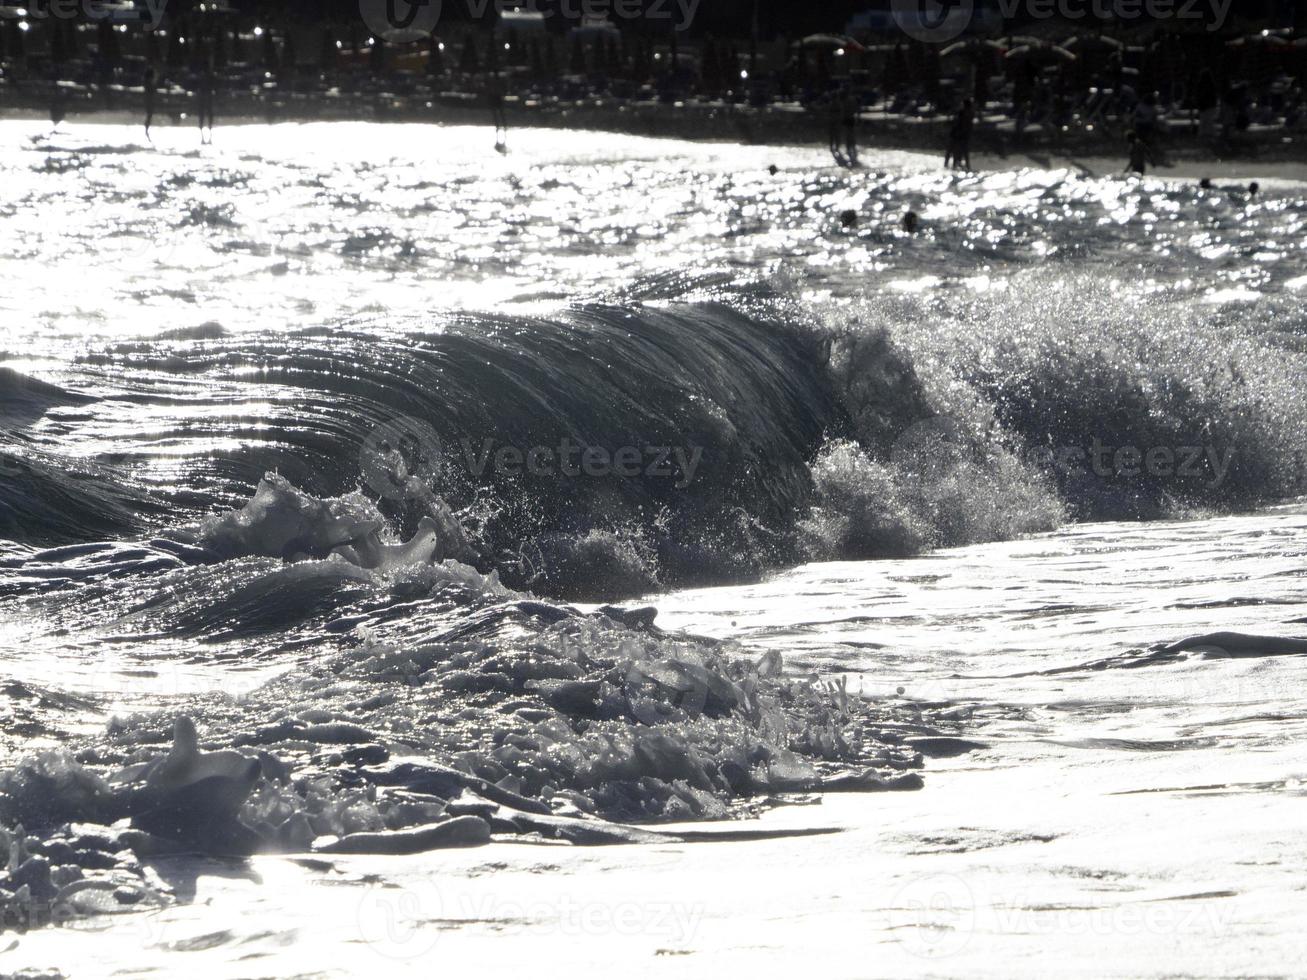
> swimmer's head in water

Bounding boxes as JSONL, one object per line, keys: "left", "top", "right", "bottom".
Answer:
{"left": 1200, "top": 177, "right": 1213, "bottom": 189}
{"left": 768, "top": 164, "right": 778, "bottom": 176}
{"left": 902, "top": 211, "right": 919, "bottom": 233}
{"left": 840, "top": 209, "right": 858, "bottom": 229}
{"left": 1249, "top": 181, "right": 1259, "bottom": 197}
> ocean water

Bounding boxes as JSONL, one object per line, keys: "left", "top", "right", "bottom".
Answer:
{"left": 2, "top": 120, "right": 1307, "bottom": 976}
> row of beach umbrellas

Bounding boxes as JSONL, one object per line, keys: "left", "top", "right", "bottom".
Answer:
{"left": 800, "top": 30, "right": 1307, "bottom": 61}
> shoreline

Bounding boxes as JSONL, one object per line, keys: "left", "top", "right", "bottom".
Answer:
{"left": 9, "top": 92, "right": 1307, "bottom": 183}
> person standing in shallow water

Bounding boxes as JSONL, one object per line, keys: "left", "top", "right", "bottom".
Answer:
{"left": 826, "top": 91, "right": 843, "bottom": 164}
{"left": 946, "top": 98, "right": 974, "bottom": 171}
{"left": 841, "top": 88, "right": 859, "bottom": 167}
{"left": 143, "top": 66, "right": 157, "bottom": 142}
{"left": 196, "top": 57, "right": 216, "bottom": 145}
{"left": 488, "top": 73, "right": 507, "bottom": 152}
{"left": 1125, "top": 131, "right": 1153, "bottom": 176}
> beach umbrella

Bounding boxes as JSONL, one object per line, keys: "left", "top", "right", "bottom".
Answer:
{"left": 797, "top": 34, "right": 865, "bottom": 55}
{"left": 1063, "top": 34, "right": 1125, "bottom": 52}
{"left": 940, "top": 38, "right": 1005, "bottom": 59}
{"left": 1004, "top": 42, "right": 1076, "bottom": 63}
{"left": 1225, "top": 31, "right": 1291, "bottom": 49}
{"left": 375, "top": 23, "right": 431, "bottom": 45}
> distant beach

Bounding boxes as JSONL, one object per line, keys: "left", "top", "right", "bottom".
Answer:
{"left": 9, "top": 92, "right": 1307, "bottom": 185}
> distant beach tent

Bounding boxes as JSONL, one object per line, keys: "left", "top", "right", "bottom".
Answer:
{"left": 500, "top": 9, "right": 546, "bottom": 34}
{"left": 796, "top": 34, "right": 866, "bottom": 55}
{"left": 1004, "top": 40, "right": 1076, "bottom": 63}
{"left": 1063, "top": 34, "right": 1126, "bottom": 53}
{"left": 1225, "top": 30, "right": 1293, "bottom": 49}
{"left": 939, "top": 38, "right": 1005, "bottom": 59}
{"left": 374, "top": 25, "right": 431, "bottom": 44}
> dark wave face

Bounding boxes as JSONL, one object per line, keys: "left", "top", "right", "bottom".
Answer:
{"left": 6, "top": 272, "right": 1307, "bottom": 598}
{"left": 5, "top": 296, "right": 852, "bottom": 596}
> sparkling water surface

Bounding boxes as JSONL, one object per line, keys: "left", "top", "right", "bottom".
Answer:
{"left": 2, "top": 119, "right": 1306, "bottom": 977}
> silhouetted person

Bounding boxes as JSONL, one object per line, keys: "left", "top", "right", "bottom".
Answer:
{"left": 49, "top": 80, "right": 66, "bottom": 131}
{"left": 840, "top": 209, "right": 858, "bottom": 229}
{"left": 1248, "top": 181, "right": 1259, "bottom": 199}
{"left": 1133, "top": 91, "right": 1158, "bottom": 146}
{"left": 946, "top": 98, "right": 974, "bottom": 171}
{"left": 143, "top": 66, "right": 158, "bottom": 141}
{"left": 768, "top": 164, "right": 778, "bottom": 176}
{"left": 902, "top": 211, "right": 919, "bottom": 234}
{"left": 488, "top": 73, "right": 507, "bottom": 152}
{"left": 840, "top": 88, "right": 859, "bottom": 167}
{"left": 1125, "top": 131, "right": 1153, "bottom": 176}
{"left": 196, "top": 59, "right": 215, "bottom": 144}
{"left": 1199, "top": 177, "right": 1213, "bottom": 189}
{"left": 826, "top": 92, "right": 843, "bottom": 165}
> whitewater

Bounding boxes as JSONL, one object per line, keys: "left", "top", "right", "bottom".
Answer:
{"left": 1, "top": 120, "right": 1306, "bottom": 978}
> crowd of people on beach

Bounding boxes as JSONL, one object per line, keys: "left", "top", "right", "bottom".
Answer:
{"left": 3, "top": 12, "right": 1304, "bottom": 172}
